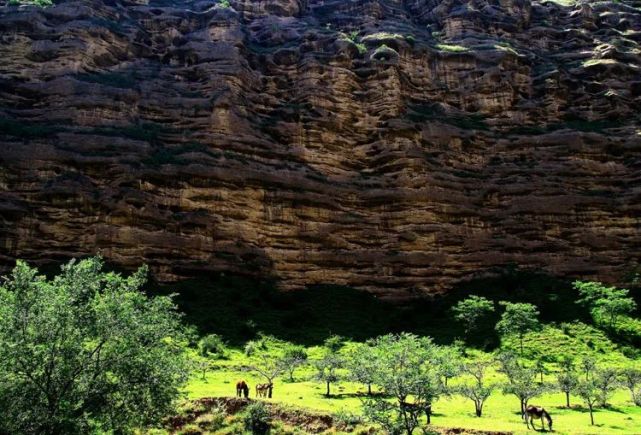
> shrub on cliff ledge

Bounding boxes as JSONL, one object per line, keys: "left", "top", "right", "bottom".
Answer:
{"left": 0, "top": 257, "right": 189, "bottom": 434}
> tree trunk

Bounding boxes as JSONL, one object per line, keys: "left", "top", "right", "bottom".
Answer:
{"left": 520, "top": 398, "right": 525, "bottom": 415}
{"left": 444, "top": 377, "right": 448, "bottom": 387}
{"left": 367, "top": 383, "right": 372, "bottom": 395}
{"left": 540, "top": 372, "right": 543, "bottom": 383}
{"left": 427, "top": 410, "right": 431, "bottom": 424}
{"left": 268, "top": 385, "right": 273, "bottom": 398}
{"left": 589, "top": 406, "right": 594, "bottom": 425}
{"left": 520, "top": 335, "right": 524, "bottom": 355}
{"left": 475, "top": 402, "right": 482, "bottom": 417}
{"left": 326, "top": 381, "right": 330, "bottom": 397}
{"left": 566, "top": 391, "right": 570, "bottom": 408}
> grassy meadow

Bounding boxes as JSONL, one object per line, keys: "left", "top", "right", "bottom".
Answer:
{"left": 139, "top": 269, "right": 641, "bottom": 434}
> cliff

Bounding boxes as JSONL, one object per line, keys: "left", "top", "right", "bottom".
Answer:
{"left": 1, "top": 0, "right": 640, "bottom": 298}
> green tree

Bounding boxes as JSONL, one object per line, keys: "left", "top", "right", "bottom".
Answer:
{"left": 576, "top": 379, "right": 599, "bottom": 425}
{"left": 347, "top": 341, "right": 378, "bottom": 395}
{"left": 496, "top": 352, "right": 544, "bottom": 414}
{"left": 0, "top": 258, "right": 189, "bottom": 435}
{"left": 557, "top": 358, "right": 579, "bottom": 408}
{"left": 574, "top": 281, "right": 636, "bottom": 328}
{"left": 362, "top": 333, "right": 443, "bottom": 434}
{"left": 451, "top": 295, "right": 495, "bottom": 341}
{"left": 281, "top": 345, "right": 307, "bottom": 382}
{"left": 580, "top": 356, "right": 596, "bottom": 381}
{"left": 434, "top": 345, "right": 463, "bottom": 387}
{"left": 457, "top": 359, "right": 494, "bottom": 417}
{"left": 249, "top": 352, "right": 285, "bottom": 399}
{"left": 620, "top": 366, "right": 641, "bottom": 406}
{"left": 593, "top": 368, "right": 618, "bottom": 407}
{"left": 314, "top": 352, "right": 343, "bottom": 397}
{"left": 198, "top": 333, "right": 226, "bottom": 358}
{"left": 495, "top": 302, "right": 540, "bottom": 354}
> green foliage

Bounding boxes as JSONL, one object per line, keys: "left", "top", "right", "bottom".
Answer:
{"left": 452, "top": 296, "right": 495, "bottom": 339}
{"left": 496, "top": 301, "right": 541, "bottom": 354}
{"left": 0, "top": 257, "right": 189, "bottom": 434}
{"left": 198, "top": 333, "right": 226, "bottom": 358}
{"left": 323, "top": 335, "right": 344, "bottom": 353}
{"left": 557, "top": 357, "right": 579, "bottom": 407}
{"left": 218, "top": 0, "right": 231, "bottom": 9}
{"left": 362, "top": 333, "right": 443, "bottom": 434}
{"left": 243, "top": 402, "right": 271, "bottom": 435}
{"left": 593, "top": 368, "right": 618, "bottom": 407}
{"left": 314, "top": 350, "right": 343, "bottom": 397}
{"left": 496, "top": 352, "right": 546, "bottom": 413}
{"left": 456, "top": 359, "right": 494, "bottom": 417}
{"left": 347, "top": 342, "right": 378, "bottom": 393}
{"left": 8, "top": 0, "right": 53, "bottom": 6}
{"left": 574, "top": 281, "right": 636, "bottom": 329}
{"left": 620, "top": 366, "right": 641, "bottom": 406}
{"left": 282, "top": 345, "right": 308, "bottom": 381}
{"left": 576, "top": 378, "right": 600, "bottom": 425}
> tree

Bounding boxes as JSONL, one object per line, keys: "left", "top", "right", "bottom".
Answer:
{"left": 534, "top": 358, "right": 548, "bottom": 383}
{"left": 496, "top": 352, "right": 544, "bottom": 414}
{"left": 557, "top": 358, "right": 579, "bottom": 408}
{"left": 580, "top": 356, "right": 596, "bottom": 381}
{"left": 620, "top": 366, "right": 641, "bottom": 406}
{"left": 593, "top": 368, "right": 618, "bottom": 407}
{"left": 249, "top": 352, "right": 285, "bottom": 399}
{"left": 362, "top": 333, "right": 443, "bottom": 434}
{"left": 574, "top": 281, "right": 636, "bottom": 328}
{"left": 495, "top": 302, "right": 540, "bottom": 354}
{"left": 314, "top": 351, "right": 343, "bottom": 397}
{"left": 347, "top": 341, "right": 378, "bottom": 395}
{"left": 282, "top": 345, "right": 307, "bottom": 382}
{"left": 451, "top": 296, "right": 495, "bottom": 341}
{"left": 198, "top": 333, "right": 226, "bottom": 359}
{"left": 458, "top": 359, "right": 494, "bottom": 417}
{"left": 314, "top": 335, "right": 345, "bottom": 397}
{"left": 576, "top": 379, "right": 599, "bottom": 425}
{"left": 434, "top": 345, "right": 463, "bottom": 387}
{"left": 0, "top": 258, "right": 189, "bottom": 435}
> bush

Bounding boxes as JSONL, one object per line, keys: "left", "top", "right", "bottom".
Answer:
{"left": 195, "top": 406, "right": 226, "bottom": 431}
{"left": 177, "top": 424, "right": 202, "bottom": 435}
{"left": 243, "top": 402, "right": 271, "bottom": 435}
{"left": 199, "top": 333, "right": 226, "bottom": 358}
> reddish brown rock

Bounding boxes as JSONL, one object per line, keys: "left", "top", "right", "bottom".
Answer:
{"left": 0, "top": 0, "right": 640, "bottom": 299}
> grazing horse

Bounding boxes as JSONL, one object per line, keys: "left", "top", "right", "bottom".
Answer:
{"left": 236, "top": 380, "right": 249, "bottom": 398}
{"left": 523, "top": 405, "right": 553, "bottom": 431}
{"left": 256, "top": 383, "right": 272, "bottom": 398}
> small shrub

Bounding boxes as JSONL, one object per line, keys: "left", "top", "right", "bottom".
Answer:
{"left": 177, "top": 423, "right": 202, "bottom": 435}
{"left": 199, "top": 334, "right": 226, "bottom": 358}
{"left": 195, "top": 406, "right": 226, "bottom": 431}
{"left": 243, "top": 402, "right": 271, "bottom": 435}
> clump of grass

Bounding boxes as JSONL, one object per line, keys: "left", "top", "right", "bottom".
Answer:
{"left": 435, "top": 43, "right": 469, "bottom": 53}
{"left": 8, "top": 0, "right": 53, "bottom": 6}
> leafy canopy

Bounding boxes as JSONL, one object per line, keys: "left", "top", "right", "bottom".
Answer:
{"left": 0, "top": 257, "right": 189, "bottom": 435}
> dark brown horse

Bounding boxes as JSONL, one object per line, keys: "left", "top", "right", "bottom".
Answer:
{"left": 236, "top": 380, "right": 249, "bottom": 398}
{"left": 523, "top": 405, "right": 552, "bottom": 431}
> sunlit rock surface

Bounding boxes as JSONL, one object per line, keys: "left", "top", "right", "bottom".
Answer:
{"left": 0, "top": 0, "right": 640, "bottom": 298}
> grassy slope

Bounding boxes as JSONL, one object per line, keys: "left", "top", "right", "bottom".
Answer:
{"left": 183, "top": 328, "right": 641, "bottom": 435}
{"left": 151, "top": 269, "right": 641, "bottom": 434}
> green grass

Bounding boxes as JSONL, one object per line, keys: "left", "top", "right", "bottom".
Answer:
{"left": 182, "top": 338, "right": 641, "bottom": 434}
{"left": 434, "top": 44, "right": 470, "bottom": 53}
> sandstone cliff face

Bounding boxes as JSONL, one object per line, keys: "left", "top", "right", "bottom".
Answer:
{"left": 0, "top": 0, "right": 640, "bottom": 298}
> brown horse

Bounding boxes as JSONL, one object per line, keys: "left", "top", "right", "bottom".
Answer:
{"left": 523, "top": 405, "right": 553, "bottom": 431}
{"left": 236, "top": 380, "right": 249, "bottom": 398}
{"left": 255, "top": 383, "right": 272, "bottom": 398}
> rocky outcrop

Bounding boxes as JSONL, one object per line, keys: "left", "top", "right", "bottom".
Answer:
{"left": 0, "top": 0, "right": 640, "bottom": 298}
